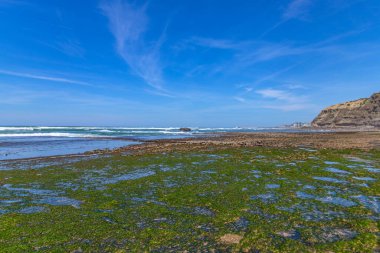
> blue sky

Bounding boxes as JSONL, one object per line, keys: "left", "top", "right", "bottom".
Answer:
{"left": 0, "top": 0, "right": 379, "bottom": 127}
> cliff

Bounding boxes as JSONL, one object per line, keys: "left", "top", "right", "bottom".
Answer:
{"left": 312, "top": 92, "right": 380, "bottom": 128}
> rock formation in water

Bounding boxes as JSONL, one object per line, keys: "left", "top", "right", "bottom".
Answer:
{"left": 312, "top": 92, "right": 380, "bottom": 128}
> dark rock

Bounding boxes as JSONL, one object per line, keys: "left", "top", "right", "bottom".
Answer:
{"left": 179, "top": 127, "right": 191, "bottom": 132}
{"left": 312, "top": 92, "right": 380, "bottom": 128}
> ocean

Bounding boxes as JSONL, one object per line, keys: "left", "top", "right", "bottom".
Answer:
{"left": 0, "top": 126, "right": 315, "bottom": 160}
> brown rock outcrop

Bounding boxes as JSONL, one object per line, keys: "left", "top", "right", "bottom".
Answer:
{"left": 312, "top": 92, "right": 380, "bottom": 128}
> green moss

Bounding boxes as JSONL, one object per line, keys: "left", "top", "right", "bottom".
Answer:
{"left": 0, "top": 147, "right": 379, "bottom": 252}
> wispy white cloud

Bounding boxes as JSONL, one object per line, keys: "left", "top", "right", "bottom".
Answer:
{"left": 100, "top": 0, "right": 168, "bottom": 94}
{"left": 256, "top": 88, "right": 305, "bottom": 103}
{"left": 255, "top": 88, "right": 311, "bottom": 111}
{"left": 231, "top": 87, "right": 312, "bottom": 112}
{"left": 259, "top": 0, "right": 313, "bottom": 38}
{"left": 283, "top": 0, "right": 313, "bottom": 20}
{"left": 233, "top": 96, "right": 246, "bottom": 103}
{"left": 0, "top": 69, "right": 92, "bottom": 86}
{"left": 188, "top": 28, "right": 369, "bottom": 70}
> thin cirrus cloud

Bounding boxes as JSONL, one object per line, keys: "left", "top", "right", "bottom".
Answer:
{"left": 283, "top": 0, "right": 313, "bottom": 20}
{"left": 0, "top": 69, "right": 92, "bottom": 86}
{"left": 232, "top": 88, "right": 312, "bottom": 112}
{"left": 256, "top": 88, "right": 306, "bottom": 103}
{"left": 259, "top": 0, "right": 313, "bottom": 38}
{"left": 100, "top": 0, "right": 168, "bottom": 93}
{"left": 188, "top": 28, "right": 368, "bottom": 70}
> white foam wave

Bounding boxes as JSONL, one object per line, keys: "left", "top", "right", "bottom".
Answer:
{"left": 0, "top": 127, "right": 35, "bottom": 131}
{"left": 0, "top": 133, "right": 98, "bottom": 138}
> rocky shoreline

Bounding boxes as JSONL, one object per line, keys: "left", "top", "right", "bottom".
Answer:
{"left": 88, "top": 131, "right": 380, "bottom": 156}
{"left": 2, "top": 131, "right": 379, "bottom": 163}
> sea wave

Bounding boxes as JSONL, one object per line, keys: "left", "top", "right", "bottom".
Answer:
{"left": 0, "top": 133, "right": 98, "bottom": 138}
{"left": 0, "top": 126, "right": 281, "bottom": 139}
{"left": 0, "top": 127, "right": 36, "bottom": 131}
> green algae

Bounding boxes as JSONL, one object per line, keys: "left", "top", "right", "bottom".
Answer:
{"left": 0, "top": 147, "right": 379, "bottom": 252}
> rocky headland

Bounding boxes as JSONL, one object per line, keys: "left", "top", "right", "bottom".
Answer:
{"left": 312, "top": 92, "right": 380, "bottom": 128}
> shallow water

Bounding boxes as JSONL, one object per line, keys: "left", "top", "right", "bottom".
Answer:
{"left": 18, "top": 206, "right": 47, "bottom": 214}
{"left": 352, "top": 195, "right": 380, "bottom": 213}
{"left": 353, "top": 176, "right": 376, "bottom": 181}
{"left": 0, "top": 137, "right": 137, "bottom": 160}
{"left": 36, "top": 196, "right": 81, "bottom": 208}
{"left": 313, "top": 177, "right": 347, "bottom": 184}
{"left": 325, "top": 167, "right": 352, "bottom": 175}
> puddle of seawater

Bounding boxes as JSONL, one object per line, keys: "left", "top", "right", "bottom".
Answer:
{"left": 201, "top": 170, "right": 217, "bottom": 174}
{"left": 325, "top": 167, "right": 352, "bottom": 175}
{"left": 193, "top": 207, "right": 215, "bottom": 217}
{"left": 248, "top": 207, "right": 278, "bottom": 219}
{"left": 104, "top": 170, "right": 156, "bottom": 185}
{"left": 102, "top": 217, "right": 117, "bottom": 224}
{"left": 56, "top": 181, "right": 80, "bottom": 191}
{"left": 192, "top": 160, "right": 215, "bottom": 165}
{"left": 299, "top": 147, "right": 317, "bottom": 152}
{"left": 129, "top": 197, "right": 166, "bottom": 207}
{"left": 276, "top": 230, "right": 301, "bottom": 240}
{"left": 324, "top": 161, "right": 340, "bottom": 165}
{"left": 352, "top": 177, "right": 376, "bottom": 182}
{"left": 365, "top": 167, "right": 380, "bottom": 173}
{"left": 352, "top": 195, "right": 380, "bottom": 213}
{"left": 316, "top": 228, "right": 357, "bottom": 243}
{"left": 302, "top": 210, "right": 346, "bottom": 221}
{"left": 296, "top": 191, "right": 315, "bottom": 199}
{"left": 356, "top": 183, "right": 369, "bottom": 188}
{"left": 3, "top": 184, "right": 57, "bottom": 196}
{"left": 296, "top": 192, "right": 356, "bottom": 207}
{"left": 159, "top": 164, "right": 181, "bottom": 172}
{"left": 1, "top": 183, "right": 82, "bottom": 212}
{"left": 346, "top": 156, "right": 372, "bottom": 164}
{"left": 266, "top": 184, "right": 280, "bottom": 189}
{"left": 228, "top": 217, "right": 250, "bottom": 232}
{"left": 303, "top": 185, "right": 316, "bottom": 190}
{"left": 19, "top": 206, "right": 47, "bottom": 214}
{"left": 36, "top": 197, "right": 81, "bottom": 208}
{"left": 251, "top": 193, "right": 277, "bottom": 203}
{"left": 0, "top": 199, "right": 22, "bottom": 205}
{"left": 318, "top": 196, "right": 356, "bottom": 207}
{"left": 313, "top": 177, "right": 346, "bottom": 184}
